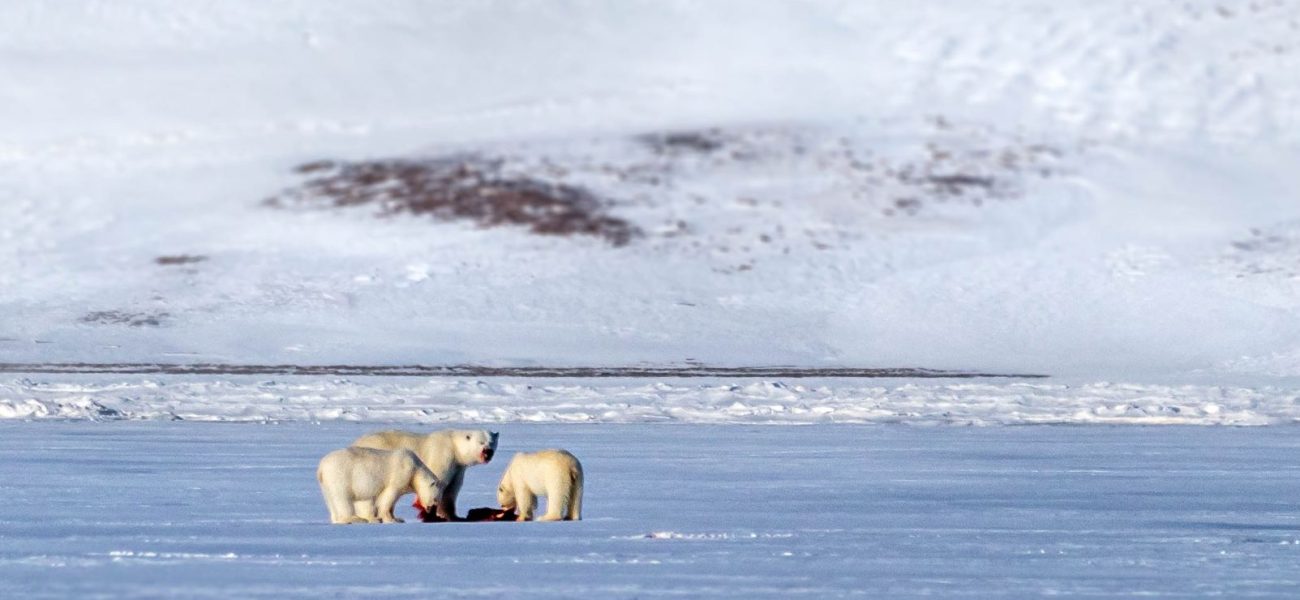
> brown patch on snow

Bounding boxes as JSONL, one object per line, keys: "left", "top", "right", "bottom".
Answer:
{"left": 267, "top": 156, "right": 640, "bottom": 246}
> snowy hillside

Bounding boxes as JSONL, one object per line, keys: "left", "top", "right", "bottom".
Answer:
{"left": 3, "top": 0, "right": 1300, "bottom": 381}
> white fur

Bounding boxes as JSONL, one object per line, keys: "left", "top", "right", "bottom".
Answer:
{"left": 351, "top": 428, "right": 498, "bottom": 520}
{"left": 497, "top": 449, "right": 584, "bottom": 522}
{"left": 316, "top": 447, "right": 444, "bottom": 524}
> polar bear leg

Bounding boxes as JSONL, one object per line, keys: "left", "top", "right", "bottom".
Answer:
{"left": 515, "top": 489, "right": 536, "bottom": 521}
{"left": 353, "top": 499, "right": 378, "bottom": 523}
{"left": 536, "top": 479, "right": 563, "bottom": 521}
{"left": 436, "top": 468, "right": 465, "bottom": 521}
{"left": 321, "top": 481, "right": 358, "bottom": 525}
{"left": 375, "top": 489, "right": 405, "bottom": 523}
{"left": 567, "top": 481, "right": 583, "bottom": 521}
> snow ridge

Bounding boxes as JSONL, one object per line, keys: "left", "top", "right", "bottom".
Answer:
{"left": 1, "top": 377, "right": 1295, "bottom": 426}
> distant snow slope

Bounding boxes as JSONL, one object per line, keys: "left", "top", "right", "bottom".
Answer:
{"left": 2, "top": 0, "right": 1300, "bottom": 380}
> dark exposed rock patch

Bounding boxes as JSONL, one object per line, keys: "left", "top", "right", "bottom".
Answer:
{"left": 155, "top": 255, "right": 208, "bottom": 266}
{"left": 268, "top": 156, "right": 640, "bottom": 246}
{"left": 639, "top": 129, "right": 726, "bottom": 154}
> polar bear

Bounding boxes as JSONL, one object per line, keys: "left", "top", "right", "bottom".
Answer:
{"left": 351, "top": 429, "right": 498, "bottom": 521}
{"left": 496, "top": 449, "right": 583, "bottom": 522}
{"left": 316, "top": 447, "right": 444, "bottom": 524}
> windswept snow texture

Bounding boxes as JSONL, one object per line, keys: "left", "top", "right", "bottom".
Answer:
{"left": 3, "top": 1, "right": 1300, "bottom": 380}
{"left": 2, "top": 376, "right": 1299, "bottom": 426}
{"left": 2, "top": 422, "right": 1300, "bottom": 598}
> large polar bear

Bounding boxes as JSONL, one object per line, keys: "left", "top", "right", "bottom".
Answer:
{"left": 316, "top": 447, "right": 444, "bottom": 524}
{"left": 352, "top": 429, "right": 498, "bottom": 521}
{"left": 496, "top": 449, "right": 584, "bottom": 521}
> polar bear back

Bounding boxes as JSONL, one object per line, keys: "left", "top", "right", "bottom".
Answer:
{"left": 507, "top": 449, "right": 583, "bottom": 491}
{"left": 318, "top": 446, "right": 423, "bottom": 499}
{"left": 351, "top": 430, "right": 423, "bottom": 453}
{"left": 352, "top": 429, "right": 491, "bottom": 479}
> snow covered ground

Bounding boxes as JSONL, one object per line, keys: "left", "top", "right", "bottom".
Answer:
{"left": 3, "top": 422, "right": 1299, "bottom": 598}
{"left": 5, "top": 2, "right": 1300, "bottom": 596}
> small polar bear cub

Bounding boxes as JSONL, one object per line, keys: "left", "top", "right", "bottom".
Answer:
{"left": 316, "top": 447, "right": 444, "bottom": 524}
{"left": 352, "top": 429, "right": 498, "bottom": 521}
{"left": 497, "top": 449, "right": 584, "bottom": 522}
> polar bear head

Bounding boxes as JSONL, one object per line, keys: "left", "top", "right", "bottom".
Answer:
{"left": 452, "top": 430, "right": 499, "bottom": 466}
{"left": 411, "top": 463, "right": 446, "bottom": 513}
{"left": 497, "top": 475, "right": 517, "bottom": 511}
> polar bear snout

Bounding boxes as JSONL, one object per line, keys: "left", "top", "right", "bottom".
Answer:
{"left": 480, "top": 431, "right": 499, "bottom": 464}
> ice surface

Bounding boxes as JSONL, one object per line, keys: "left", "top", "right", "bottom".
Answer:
{"left": 2, "top": 422, "right": 1299, "bottom": 598}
